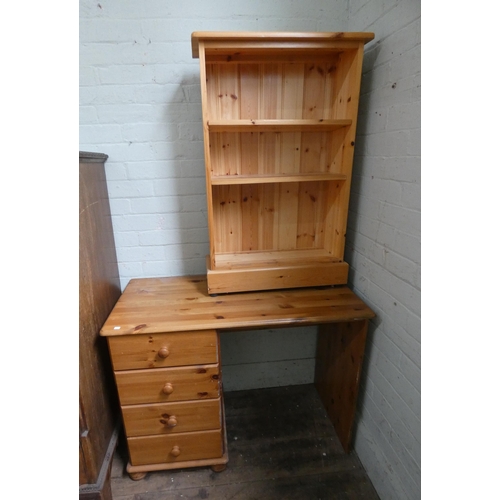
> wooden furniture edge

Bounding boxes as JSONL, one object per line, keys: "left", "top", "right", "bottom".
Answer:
{"left": 126, "top": 451, "right": 229, "bottom": 475}
{"left": 99, "top": 276, "right": 375, "bottom": 336}
{"left": 79, "top": 421, "right": 120, "bottom": 499}
{"left": 210, "top": 172, "right": 348, "bottom": 185}
{"left": 315, "top": 320, "right": 369, "bottom": 453}
{"left": 192, "top": 31, "right": 375, "bottom": 57}
{"left": 206, "top": 261, "right": 349, "bottom": 294}
{"left": 80, "top": 151, "right": 109, "bottom": 162}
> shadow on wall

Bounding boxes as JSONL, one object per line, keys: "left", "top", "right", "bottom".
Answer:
{"left": 342, "top": 39, "right": 381, "bottom": 440}
{"left": 343, "top": 38, "right": 381, "bottom": 283}
{"left": 158, "top": 70, "right": 210, "bottom": 278}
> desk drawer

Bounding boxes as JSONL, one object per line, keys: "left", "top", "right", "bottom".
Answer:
{"left": 115, "top": 364, "right": 220, "bottom": 405}
{"left": 122, "top": 398, "right": 222, "bottom": 437}
{"left": 108, "top": 330, "right": 218, "bottom": 370}
{"left": 128, "top": 429, "right": 223, "bottom": 466}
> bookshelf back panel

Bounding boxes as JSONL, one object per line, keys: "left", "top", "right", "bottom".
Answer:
{"left": 212, "top": 181, "right": 343, "bottom": 255}
{"left": 205, "top": 58, "right": 358, "bottom": 120}
{"left": 209, "top": 129, "right": 348, "bottom": 177}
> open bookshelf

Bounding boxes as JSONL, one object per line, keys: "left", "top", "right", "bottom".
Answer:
{"left": 192, "top": 32, "right": 374, "bottom": 294}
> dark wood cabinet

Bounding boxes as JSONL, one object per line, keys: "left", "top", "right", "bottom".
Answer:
{"left": 79, "top": 151, "right": 121, "bottom": 500}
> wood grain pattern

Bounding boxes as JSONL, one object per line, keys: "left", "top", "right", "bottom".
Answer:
{"left": 315, "top": 320, "right": 369, "bottom": 452}
{"left": 209, "top": 119, "right": 351, "bottom": 132}
{"left": 207, "top": 261, "right": 349, "bottom": 294}
{"left": 214, "top": 248, "right": 341, "bottom": 268}
{"left": 330, "top": 45, "right": 365, "bottom": 259}
{"left": 192, "top": 31, "right": 375, "bottom": 59}
{"left": 122, "top": 398, "right": 222, "bottom": 437}
{"left": 124, "top": 398, "right": 229, "bottom": 475}
{"left": 212, "top": 181, "right": 345, "bottom": 254}
{"left": 198, "top": 42, "right": 217, "bottom": 269}
{"left": 79, "top": 151, "right": 121, "bottom": 497}
{"left": 195, "top": 32, "right": 374, "bottom": 293}
{"left": 115, "top": 364, "right": 221, "bottom": 405}
{"left": 127, "top": 429, "right": 224, "bottom": 466}
{"left": 100, "top": 276, "right": 375, "bottom": 336}
{"left": 108, "top": 330, "right": 218, "bottom": 371}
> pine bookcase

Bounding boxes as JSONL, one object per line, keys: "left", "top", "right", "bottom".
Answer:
{"left": 192, "top": 32, "right": 374, "bottom": 294}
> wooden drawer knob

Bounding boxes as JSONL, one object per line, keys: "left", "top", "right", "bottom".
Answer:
{"left": 167, "top": 416, "right": 177, "bottom": 427}
{"left": 157, "top": 347, "right": 170, "bottom": 359}
{"left": 162, "top": 383, "right": 174, "bottom": 395}
{"left": 170, "top": 445, "right": 181, "bottom": 457}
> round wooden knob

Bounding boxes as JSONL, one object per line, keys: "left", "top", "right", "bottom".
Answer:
{"left": 170, "top": 445, "right": 181, "bottom": 457}
{"left": 162, "top": 383, "right": 174, "bottom": 395}
{"left": 157, "top": 347, "right": 170, "bottom": 359}
{"left": 167, "top": 416, "right": 177, "bottom": 427}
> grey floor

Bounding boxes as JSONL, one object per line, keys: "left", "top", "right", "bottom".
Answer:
{"left": 110, "top": 384, "right": 380, "bottom": 499}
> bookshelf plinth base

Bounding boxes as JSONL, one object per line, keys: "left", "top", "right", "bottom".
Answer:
{"left": 206, "top": 258, "right": 349, "bottom": 294}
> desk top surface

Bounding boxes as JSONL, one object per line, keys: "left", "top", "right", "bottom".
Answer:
{"left": 100, "top": 276, "right": 375, "bottom": 337}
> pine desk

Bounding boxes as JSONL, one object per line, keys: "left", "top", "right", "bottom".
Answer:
{"left": 100, "top": 275, "right": 375, "bottom": 480}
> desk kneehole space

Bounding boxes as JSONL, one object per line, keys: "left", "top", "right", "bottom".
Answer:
{"left": 100, "top": 276, "right": 375, "bottom": 480}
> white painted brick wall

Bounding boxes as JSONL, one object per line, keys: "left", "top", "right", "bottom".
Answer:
{"left": 346, "top": 1, "right": 421, "bottom": 499}
{"left": 80, "top": 2, "right": 420, "bottom": 499}
{"left": 220, "top": 327, "right": 318, "bottom": 391}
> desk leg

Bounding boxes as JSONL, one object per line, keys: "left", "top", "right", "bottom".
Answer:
{"left": 314, "top": 319, "right": 368, "bottom": 453}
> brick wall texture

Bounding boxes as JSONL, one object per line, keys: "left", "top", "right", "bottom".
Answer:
{"left": 346, "top": 2, "right": 420, "bottom": 499}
